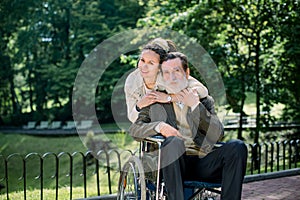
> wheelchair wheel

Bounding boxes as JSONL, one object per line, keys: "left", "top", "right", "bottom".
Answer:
{"left": 117, "top": 156, "right": 146, "bottom": 200}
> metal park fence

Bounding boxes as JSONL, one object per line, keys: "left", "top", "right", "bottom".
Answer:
{"left": 0, "top": 139, "right": 299, "bottom": 200}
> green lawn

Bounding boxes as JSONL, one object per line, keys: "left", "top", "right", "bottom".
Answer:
{"left": 0, "top": 132, "right": 139, "bottom": 199}
{"left": 0, "top": 133, "right": 86, "bottom": 156}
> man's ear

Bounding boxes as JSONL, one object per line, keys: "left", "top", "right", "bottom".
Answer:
{"left": 186, "top": 68, "right": 190, "bottom": 78}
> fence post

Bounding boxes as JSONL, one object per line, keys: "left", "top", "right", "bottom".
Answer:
{"left": 58, "top": 152, "right": 73, "bottom": 200}
{"left": 258, "top": 144, "right": 262, "bottom": 174}
{"left": 271, "top": 142, "right": 275, "bottom": 172}
{"left": 296, "top": 140, "right": 300, "bottom": 168}
{"left": 22, "top": 156, "right": 26, "bottom": 200}
{"left": 276, "top": 141, "right": 280, "bottom": 171}
{"left": 91, "top": 155, "right": 99, "bottom": 196}
{"left": 249, "top": 144, "right": 254, "bottom": 174}
{"left": 42, "top": 152, "right": 59, "bottom": 200}
{"left": 7, "top": 154, "right": 23, "bottom": 200}
{"left": 283, "top": 141, "right": 288, "bottom": 170}
{"left": 264, "top": 143, "right": 268, "bottom": 173}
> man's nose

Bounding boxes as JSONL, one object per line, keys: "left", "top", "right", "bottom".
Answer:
{"left": 171, "top": 72, "right": 176, "bottom": 80}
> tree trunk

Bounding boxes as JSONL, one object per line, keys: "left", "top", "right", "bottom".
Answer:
{"left": 238, "top": 75, "right": 246, "bottom": 140}
{"left": 9, "top": 75, "right": 19, "bottom": 114}
{"left": 253, "top": 32, "right": 261, "bottom": 170}
{"left": 255, "top": 34, "right": 261, "bottom": 145}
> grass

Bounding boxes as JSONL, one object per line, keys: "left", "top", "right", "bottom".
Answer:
{"left": 0, "top": 92, "right": 289, "bottom": 199}
{"left": 223, "top": 92, "right": 285, "bottom": 117}
{"left": 0, "top": 132, "right": 139, "bottom": 200}
{"left": 0, "top": 133, "right": 86, "bottom": 156}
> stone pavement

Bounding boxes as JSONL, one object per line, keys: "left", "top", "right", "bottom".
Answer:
{"left": 242, "top": 175, "right": 300, "bottom": 200}
{"left": 78, "top": 169, "right": 300, "bottom": 200}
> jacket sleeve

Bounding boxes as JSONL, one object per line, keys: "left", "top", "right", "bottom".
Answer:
{"left": 128, "top": 106, "right": 162, "bottom": 141}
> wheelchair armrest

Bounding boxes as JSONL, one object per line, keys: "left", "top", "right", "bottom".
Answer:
{"left": 144, "top": 134, "right": 165, "bottom": 144}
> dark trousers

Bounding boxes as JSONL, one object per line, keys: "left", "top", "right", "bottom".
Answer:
{"left": 161, "top": 137, "right": 248, "bottom": 200}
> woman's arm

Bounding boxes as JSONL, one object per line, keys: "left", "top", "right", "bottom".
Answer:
{"left": 124, "top": 69, "right": 143, "bottom": 123}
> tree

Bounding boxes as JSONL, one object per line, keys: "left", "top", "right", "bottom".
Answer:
{"left": 135, "top": 0, "right": 300, "bottom": 142}
{"left": 0, "top": 0, "right": 30, "bottom": 117}
{"left": 276, "top": 0, "right": 300, "bottom": 124}
{"left": 0, "top": 0, "right": 146, "bottom": 124}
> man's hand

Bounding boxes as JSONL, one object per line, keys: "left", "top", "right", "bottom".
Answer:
{"left": 177, "top": 89, "right": 199, "bottom": 108}
{"left": 159, "top": 122, "right": 184, "bottom": 138}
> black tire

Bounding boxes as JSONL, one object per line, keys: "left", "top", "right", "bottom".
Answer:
{"left": 117, "top": 156, "right": 146, "bottom": 200}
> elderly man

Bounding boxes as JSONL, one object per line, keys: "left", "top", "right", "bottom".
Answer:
{"left": 129, "top": 52, "right": 247, "bottom": 200}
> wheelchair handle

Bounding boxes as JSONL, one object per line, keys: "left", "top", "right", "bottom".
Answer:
{"left": 145, "top": 135, "right": 165, "bottom": 143}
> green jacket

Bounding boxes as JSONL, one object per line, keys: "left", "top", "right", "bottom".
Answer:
{"left": 129, "top": 95, "right": 224, "bottom": 155}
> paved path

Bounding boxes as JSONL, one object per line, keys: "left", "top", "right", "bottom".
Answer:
{"left": 242, "top": 175, "right": 300, "bottom": 200}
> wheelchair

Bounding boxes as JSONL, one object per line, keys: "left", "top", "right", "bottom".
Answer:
{"left": 117, "top": 135, "right": 221, "bottom": 200}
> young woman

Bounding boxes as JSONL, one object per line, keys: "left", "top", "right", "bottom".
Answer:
{"left": 124, "top": 38, "right": 208, "bottom": 122}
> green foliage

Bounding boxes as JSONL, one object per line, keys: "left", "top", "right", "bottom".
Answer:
{"left": 136, "top": 0, "right": 300, "bottom": 140}
{"left": 0, "top": 0, "right": 299, "bottom": 137}
{"left": 0, "top": 0, "right": 145, "bottom": 125}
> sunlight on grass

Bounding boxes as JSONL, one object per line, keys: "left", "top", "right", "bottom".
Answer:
{"left": 223, "top": 92, "right": 285, "bottom": 118}
{"left": 0, "top": 186, "right": 111, "bottom": 200}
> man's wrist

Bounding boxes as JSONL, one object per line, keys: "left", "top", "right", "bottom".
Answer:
{"left": 191, "top": 101, "right": 200, "bottom": 111}
{"left": 167, "top": 95, "right": 172, "bottom": 103}
{"left": 155, "top": 122, "right": 165, "bottom": 133}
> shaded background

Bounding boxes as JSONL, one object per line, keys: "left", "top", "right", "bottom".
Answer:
{"left": 0, "top": 0, "right": 299, "bottom": 144}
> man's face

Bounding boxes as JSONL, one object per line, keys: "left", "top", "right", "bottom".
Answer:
{"left": 161, "top": 58, "right": 189, "bottom": 93}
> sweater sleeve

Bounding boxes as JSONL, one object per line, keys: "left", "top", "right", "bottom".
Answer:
{"left": 187, "top": 76, "right": 208, "bottom": 99}
{"left": 124, "top": 69, "right": 144, "bottom": 123}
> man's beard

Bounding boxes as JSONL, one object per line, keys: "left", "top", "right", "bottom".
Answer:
{"left": 164, "top": 77, "right": 188, "bottom": 94}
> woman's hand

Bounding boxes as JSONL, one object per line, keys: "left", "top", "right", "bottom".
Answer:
{"left": 136, "top": 92, "right": 157, "bottom": 109}
{"left": 136, "top": 91, "right": 171, "bottom": 110}
{"left": 151, "top": 91, "right": 170, "bottom": 103}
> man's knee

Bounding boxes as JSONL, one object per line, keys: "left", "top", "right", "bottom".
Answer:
{"left": 226, "top": 139, "right": 248, "bottom": 159}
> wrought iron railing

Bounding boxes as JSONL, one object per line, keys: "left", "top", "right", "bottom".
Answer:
{"left": 248, "top": 139, "right": 300, "bottom": 174}
{"left": 0, "top": 139, "right": 299, "bottom": 200}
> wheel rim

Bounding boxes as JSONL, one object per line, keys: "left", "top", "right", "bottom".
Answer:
{"left": 118, "top": 156, "right": 146, "bottom": 200}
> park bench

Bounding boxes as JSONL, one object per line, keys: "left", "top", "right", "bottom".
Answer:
{"left": 36, "top": 121, "right": 49, "bottom": 129}
{"left": 62, "top": 121, "right": 77, "bottom": 129}
{"left": 22, "top": 121, "right": 37, "bottom": 129}
{"left": 77, "top": 120, "right": 93, "bottom": 130}
{"left": 48, "top": 121, "right": 62, "bottom": 129}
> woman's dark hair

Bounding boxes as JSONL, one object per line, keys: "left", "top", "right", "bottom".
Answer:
{"left": 141, "top": 38, "right": 177, "bottom": 64}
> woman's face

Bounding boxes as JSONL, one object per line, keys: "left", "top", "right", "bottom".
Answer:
{"left": 138, "top": 50, "right": 160, "bottom": 80}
